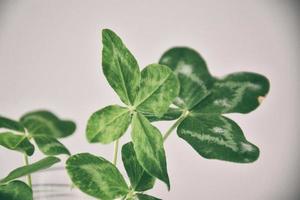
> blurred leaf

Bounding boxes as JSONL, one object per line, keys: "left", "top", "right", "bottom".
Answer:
{"left": 0, "top": 116, "right": 24, "bottom": 133}
{"left": 20, "top": 110, "right": 76, "bottom": 138}
{"left": 0, "top": 156, "right": 60, "bottom": 184}
{"left": 0, "top": 181, "right": 32, "bottom": 200}
{"left": 66, "top": 153, "right": 129, "bottom": 200}
{"left": 0, "top": 132, "right": 34, "bottom": 156}
{"left": 86, "top": 105, "right": 131, "bottom": 144}
{"left": 102, "top": 29, "right": 140, "bottom": 105}
{"left": 121, "top": 142, "right": 155, "bottom": 192}
{"left": 33, "top": 135, "right": 70, "bottom": 156}
{"left": 134, "top": 64, "right": 179, "bottom": 118}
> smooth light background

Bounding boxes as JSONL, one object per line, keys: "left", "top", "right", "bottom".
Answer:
{"left": 0, "top": 0, "right": 299, "bottom": 199}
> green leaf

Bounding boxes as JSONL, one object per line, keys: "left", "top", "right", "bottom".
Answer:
{"left": 0, "top": 116, "right": 24, "bottom": 133}
{"left": 33, "top": 135, "right": 70, "bottom": 156}
{"left": 159, "top": 47, "right": 213, "bottom": 109}
{"left": 143, "top": 107, "right": 182, "bottom": 122}
{"left": 134, "top": 64, "right": 179, "bottom": 118}
{"left": 192, "top": 72, "right": 270, "bottom": 114}
{"left": 102, "top": 29, "right": 141, "bottom": 105}
{"left": 66, "top": 153, "right": 129, "bottom": 200}
{"left": 137, "top": 193, "right": 161, "bottom": 200}
{"left": 121, "top": 142, "right": 155, "bottom": 192}
{"left": 177, "top": 114, "right": 259, "bottom": 163}
{"left": 131, "top": 113, "right": 170, "bottom": 189}
{"left": 0, "top": 181, "right": 33, "bottom": 200}
{"left": 0, "top": 156, "right": 60, "bottom": 184}
{"left": 20, "top": 110, "right": 76, "bottom": 138}
{"left": 0, "top": 132, "right": 34, "bottom": 156}
{"left": 86, "top": 105, "right": 131, "bottom": 144}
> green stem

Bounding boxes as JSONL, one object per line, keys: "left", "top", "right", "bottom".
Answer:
{"left": 23, "top": 153, "right": 32, "bottom": 187}
{"left": 112, "top": 139, "right": 119, "bottom": 165}
{"left": 123, "top": 189, "right": 136, "bottom": 200}
{"left": 163, "top": 110, "right": 189, "bottom": 141}
{"left": 23, "top": 128, "right": 32, "bottom": 188}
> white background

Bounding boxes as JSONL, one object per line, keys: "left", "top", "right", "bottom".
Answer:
{"left": 0, "top": 0, "right": 299, "bottom": 199}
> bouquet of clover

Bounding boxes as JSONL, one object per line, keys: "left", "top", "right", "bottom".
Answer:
{"left": 0, "top": 111, "right": 76, "bottom": 200}
{"left": 66, "top": 29, "right": 270, "bottom": 200}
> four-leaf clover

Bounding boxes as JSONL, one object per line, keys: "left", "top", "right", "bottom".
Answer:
{"left": 86, "top": 29, "right": 179, "bottom": 189}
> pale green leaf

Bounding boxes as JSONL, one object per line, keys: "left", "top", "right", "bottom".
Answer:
{"left": 131, "top": 113, "right": 170, "bottom": 189}
{"left": 0, "top": 116, "right": 24, "bottom": 133}
{"left": 177, "top": 114, "right": 259, "bottom": 163}
{"left": 0, "top": 181, "right": 33, "bottom": 200}
{"left": 33, "top": 135, "right": 70, "bottom": 156}
{"left": 20, "top": 110, "right": 76, "bottom": 138}
{"left": 0, "top": 156, "right": 60, "bottom": 184}
{"left": 121, "top": 142, "right": 155, "bottom": 192}
{"left": 159, "top": 47, "right": 213, "bottom": 109}
{"left": 102, "top": 29, "right": 140, "bottom": 105}
{"left": 66, "top": 153, "right": 129, "bottom": 200}
{"left": 134, "top": 64, "right": 179, "bottom": 118}
{"left": 192, "top": 72, "right": 270, "bottom": 114}
{"left": 86, "top": 105, "right": 131, "bottom": 144}
{"left": 0, "top": 132, "right": 34, "bottom": 156}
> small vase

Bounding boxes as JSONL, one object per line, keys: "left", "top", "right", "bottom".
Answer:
{"left": 31, "top": 165, "right": 93, "bottom": 200}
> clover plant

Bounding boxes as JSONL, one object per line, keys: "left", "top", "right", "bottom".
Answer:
{"left": 0, "top": 29, "right": 269, "bottom": 200}
{"left": 66, "top": 29, "right": 270, "bottom": 200}
{"left": 0, "top": 111, "right": 76, "bottom": 200}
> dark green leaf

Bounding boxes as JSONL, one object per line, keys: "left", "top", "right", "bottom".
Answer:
{"left": 102, "top": 29, "right": 140, "bottom": 105}
{"left": 134, "top": 64, "right": 179, "bottom": 118}
{"left": 0, "top": 116, "right": 24, "bottom": 133}
{"left": 0, "top": 156, "right": 60, "bottom": 184}
{"left": 33, "top": 135, "right": 70, "bottom": 156}
{"left": 66, "top": 153, "right": 129, "bottom": 200}
{"left": 137, "top": 193, "right": 161, "bottom": 200}
{"left": 0, "top": 132, "right": 34, "bottom": 156}
{"left": 192, "top": 72, "right": 270, "bottom": 114}
{"left": 121, "top": 142, "right": 155, "bottom": 192}
{"left": 131, "top": 113, "right": 170, "bottom": 189}
{"left": 177, "top": 114, "right": 259, "bottom": 163}
{"left": 159, "top": 47, "right": 213, "bottom": 109}
{"left": 0, "top": 181, "right": 33, "bottom": 200}
{"left": 86, "top": 105, "right": 131, "bottom": 144}
{"left": 20, "top": 110, "right": 76, "bottom": 138}
{"left": 143, "top": 107, "right": 182, "bottom": 122}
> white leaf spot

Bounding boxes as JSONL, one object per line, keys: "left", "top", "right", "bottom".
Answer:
{"left": 241, "top": 142, "right": 254, "bottom": 152}
{"left": 211, "top": 127, "right": 225, "bottom": 134}
{"left": 213, "top": 98, "right": 231, "bottom": 108}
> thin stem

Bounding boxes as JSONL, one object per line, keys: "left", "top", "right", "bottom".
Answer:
{"left": 112, "top": 139, "right": 119, "bottom": 165}
{"left": 123, "top": 189, "right": 136, "bottom": 200}
{"left": 23, "top": 153, "right": 32, "bottom": 187}
{"left": 163, "top": 110, "right": 189, "bottom": 141}
{"left": 23, "top": 128, "right": 32, "bottom": 188}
